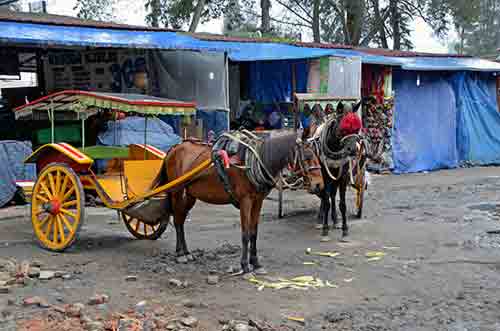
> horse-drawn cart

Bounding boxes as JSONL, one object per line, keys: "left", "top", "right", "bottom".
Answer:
{"left": 277, "top": 93, "right": 368, "bottom": 219}
{"left": 15, "top": 90, "right": 211, "bottom": 251}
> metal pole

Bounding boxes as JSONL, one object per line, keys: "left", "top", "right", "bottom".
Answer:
{"left": 81, "top": 117, "right": 85, "bottom": 150}
{"left": 50, "top": 100, "right": 54, "bottom": 143}
{"left": 144, "top": 117, "right": 148, "bottom": 160}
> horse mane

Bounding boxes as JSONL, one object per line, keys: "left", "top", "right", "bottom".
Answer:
{"left": 259, "top": 132, "right": 297, "bottom": 178}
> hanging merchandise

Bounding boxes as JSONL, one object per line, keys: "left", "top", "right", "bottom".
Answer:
{"left": 362, "top": 96, "right": 394, "bottom": 173}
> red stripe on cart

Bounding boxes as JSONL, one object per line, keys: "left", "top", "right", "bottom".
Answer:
{"left": 57, "top": 143, "right": 89, "bottom": 161}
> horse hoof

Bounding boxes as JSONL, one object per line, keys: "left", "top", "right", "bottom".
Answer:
{"left": 315, "top": 224, "right": 323, "bottom": 230}
{"left": 254, "top": 267, "right": 268, "bottom": 275}
{"left": 176, "top": 256, "right": 189, "bottom": 264}
{"left": 334, "top": 224, "right": 341, "bottom": 229}
{"left": 339, "top": 237, "right": 350, "bottom": 243}
{"left": 321, "top": 236, "right": 331, "bottom": 242}
{"left": 186, "top": 254, "right": 194, "bottom": 261}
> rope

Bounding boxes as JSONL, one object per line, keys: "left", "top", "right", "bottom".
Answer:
{"left": 220, "top": 132, "right": 277, "bottom": 191}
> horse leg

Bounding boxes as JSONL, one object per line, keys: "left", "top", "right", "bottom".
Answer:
{"left": 339, "top": 178, "right": 349, "bottom": 238}
{"left": 172, "top": 193, "right": 195, "bottom": 263}
{"left": 239, "top": 197, "right": 253, "bottom": 274}
{"left": 320, "top": 182, "right": 331, "bottom": 242}
{"left": 331, "top": 181, "right": 339, "bottom": 229}
{"left": 316, "top": 194, "right": 324, "bottom": 229}
{"left": 249, "top": 197, "right": 265, "bottom": 272}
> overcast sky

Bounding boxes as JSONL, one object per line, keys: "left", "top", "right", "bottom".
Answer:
{"left": 40, "top": 0, "right": 451, "bottom": 53}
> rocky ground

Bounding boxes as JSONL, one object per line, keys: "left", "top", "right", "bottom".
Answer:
{"left": 1, "top": 167, "right": 500, "bottom": 330}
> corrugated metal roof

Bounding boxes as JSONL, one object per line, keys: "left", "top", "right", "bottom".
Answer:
{"left": 0, "top": 10, "right": 173, "bottom": 31}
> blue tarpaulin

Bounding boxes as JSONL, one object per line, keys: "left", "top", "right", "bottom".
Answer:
{"left": 0, "top": 141, "right": 35, "bottom": 208}
{"left": 196, "top": 109, "right": 229, "bottom": 139}
{"left": 248, "top": 60, "right": 308, "bottom": 103}
{"left": 98, "top": 116, "right": 181, "bottom": 151}
{"left": 0, "top": 21, "right": 228, "bottom": 51}
{"left": 392, "top": 70, "right": 459, "bottom": 173}
{"left": 3, "top": 20, "right": 500, "bottom": 69}
{"left": 452, "top": 72, "right": 500, "bottom": 165}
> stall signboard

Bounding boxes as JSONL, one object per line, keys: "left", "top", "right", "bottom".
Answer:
{"left": 44, "top": 49, "right": 150, "bottom": 94}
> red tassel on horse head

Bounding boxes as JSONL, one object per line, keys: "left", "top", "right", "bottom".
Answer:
{"left": 339, "top": 113, "right": 362, "bottom": 136}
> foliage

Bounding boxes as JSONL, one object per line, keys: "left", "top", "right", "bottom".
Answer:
{"left": 73, "top": 0, "right": 115, "bottom": 21}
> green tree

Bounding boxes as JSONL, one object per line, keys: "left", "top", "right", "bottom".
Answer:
{"left": 74, "top": 0, "right": 115, "bottom": 21}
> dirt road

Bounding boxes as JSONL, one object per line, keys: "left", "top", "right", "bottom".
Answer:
{"left": 1, "top": 167, "right": 500, "bottom": 330}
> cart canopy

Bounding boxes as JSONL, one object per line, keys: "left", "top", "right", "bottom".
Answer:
{"left": 15, "top": 90, "right": 197, "bottom": 120}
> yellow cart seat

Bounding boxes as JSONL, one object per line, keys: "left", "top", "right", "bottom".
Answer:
{"left": 123, "top": 160, "right": 164, "bottom": 198}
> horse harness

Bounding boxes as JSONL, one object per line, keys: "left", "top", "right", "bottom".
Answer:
{"left": 211, "top": 130, "right": 276, "bottom": 209}
{"left": 312, "top": 117, "right": 369, "bottom": 185}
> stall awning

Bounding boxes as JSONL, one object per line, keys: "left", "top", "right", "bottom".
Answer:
{"left": 0, "top": 21, "right": 229, "bottom": 52}
{"left": 15, "top": 90, "right": 197, "bottom": 119}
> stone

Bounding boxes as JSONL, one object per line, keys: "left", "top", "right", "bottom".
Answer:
{"left": 38, "top": 298, "right": 50, "bottom": 308}
{"left": 0, "top": 287, "right": 10, "bottom": 294}
{"left": 153, "top": 307, "right": 166, "bottom": 316}
{"left": 62, "top": 274, "right": 73, "bottom": 280}
{"left": 135, "top": 300, "right": 147, "bottom": 315}
{"left": 30, "top": 260, "right": 43, "bottom": 268}
{"left": 17, "top": 260, "right": 30, "bottom": 277}
{"left": 125, "top": 275, "right": 138, "bottom": 282}
{"left": 165, "top": 322, "right": 178, "bottom": 330}
{"left": 84, "top": 321, "right": 104, "bottom": 331}
{"left": 176, "top": 256, "right": 188, "bottom": 264}
{"left": 38, "top": 271, "right": 56, "bottom": 280}
{"left": 23, "top": 296, "right": 43, "bottom": 306}
{"left": 0, "top": 272, "right": 11, "bottom": 282}
{"left": 207, "top": 275, "right": 219, "bottom": 285}
{"left": 165, "top": 267, "right": 175, "bottom": 274}
{"left": 182, "top": 299, "right": 196, "bottom": 308}
{"left": 28, "top": 267, "right": 40, "bottom": 278}
{"left": 66, "top": 303, "right": 85, "bottom": 317}
{"left": 96, "top": 304, "right": 109, "bottom": 311}
{"left": 234, "top": 323, "right": 249, "bottom": 331}
{"left": 180, "top": 316, "right": 198, "bottom": 327}
{"left": 88, "top": 294, "right": 109, "bottom": 305}
{"left": 168, "top": 278, "right": 183, "bottom": 288}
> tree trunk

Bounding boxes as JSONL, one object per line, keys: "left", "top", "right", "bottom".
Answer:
{"left": 312, "top": 0, "right": 321, "bottom": 43}
{"left": 261, "top": 0, "right": 271, "bottom": 33}
{"left": 189, "top": 0, "right": 206, "bottom": 33}
{"left": 344, "top": 0, "right": 364, "bottom": 45}
{"left": 389, "top": 0, "right": 401, "bottom": 50}
{"left": 371, "top": 0, "right": 388, "bottom": 48}
{"left": 150, "top": 0, "right": 161, "bottom": 27}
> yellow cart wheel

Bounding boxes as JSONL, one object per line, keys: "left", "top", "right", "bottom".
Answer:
{"left": 121, "top": 213, "right": 168, "bottom": 240}
{"left": 31, "top": 163, "right": 85, "bottom": 251}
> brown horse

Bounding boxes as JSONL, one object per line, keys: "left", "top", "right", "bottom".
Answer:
{"left": 153, "top": 132, "right": 298, "bottom": 273}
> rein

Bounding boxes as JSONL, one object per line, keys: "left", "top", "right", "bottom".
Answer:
{"left": 220, "top": 130, "right": 277, "bottom": 190}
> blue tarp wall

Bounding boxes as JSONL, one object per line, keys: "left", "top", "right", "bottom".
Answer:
{"left": 0, "top": 141, "right": 36, "bottom": 208}
{"left": 392, "top": 70, "right": 500, "bottom": 174}
{"left": 248, "top": 60, "right": 308, "bottom": 103}
{"left": 392, "top": 70, "right": 459, "bottom": 173}
{"left": 160, "top": 110, "right": 229, "bottom": 140}
{"left": 452, "top": 72, "right": 500, "bottom": 165}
